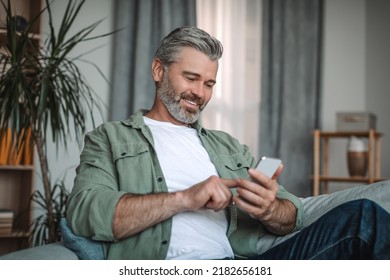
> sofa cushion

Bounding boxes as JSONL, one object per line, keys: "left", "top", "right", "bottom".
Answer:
{"left": 0, "top": 242, "right": 78, "bottom": 260}
{"left": 60, "top": 217, "right": 105, "bottom": 260}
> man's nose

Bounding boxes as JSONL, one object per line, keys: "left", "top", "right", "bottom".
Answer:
{"left": 192, "top": 82, "right": 205, "bottom": 98}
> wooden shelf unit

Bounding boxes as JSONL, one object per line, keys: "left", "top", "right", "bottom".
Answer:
{"left": 0, "top": 0, "right": 42, "bottom": 256}
{"left": 312, "top": 129, "right": 385, "bottom": 196}
{"left": 0, "top": 166, "right": 35, "bottom": 255}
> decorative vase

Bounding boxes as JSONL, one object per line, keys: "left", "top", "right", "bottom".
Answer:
{"left": 347, "top": 136, "right": 368, "bottom": 177}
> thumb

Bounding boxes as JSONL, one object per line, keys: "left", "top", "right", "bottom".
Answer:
{"left": 272, "top": 163, "right": 284, "bottom": 179}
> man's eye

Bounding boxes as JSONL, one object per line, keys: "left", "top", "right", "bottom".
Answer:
{"left": 205, "top": 83, "right": 215, "bottom": 88}
{"left": 186, "top": 76, "right": 196, "bottom": 81}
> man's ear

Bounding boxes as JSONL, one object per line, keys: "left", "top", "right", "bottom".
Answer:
{"left": 152, "top": 58, "right": 164, "bottom": 82}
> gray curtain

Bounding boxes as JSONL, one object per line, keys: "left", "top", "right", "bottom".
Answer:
{"left": 260, "top": 0, "right": 323, "bottom": 197}
{"left": 109, "top": 0, "right": 196, "bottom": 121}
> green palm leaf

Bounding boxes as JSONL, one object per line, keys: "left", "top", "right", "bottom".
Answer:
{"left": 0, "top": 0, "right": 118, "bottom": 245}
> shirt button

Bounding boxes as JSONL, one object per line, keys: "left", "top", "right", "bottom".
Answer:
{"left": 237, "top": 163, "right": 242, "bottom": 168}
{"left": 121, "top": 152, "right": 126, "bottom": 156}
{"left": 161, "top": 240, "right": 168, "bottom": 245}
{"left": 157, "top": 177, "right": 163, "bottom": 182}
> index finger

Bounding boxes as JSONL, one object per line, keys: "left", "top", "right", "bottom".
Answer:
{"left": 220, "top": 178, "right": 238, "bottom": 188}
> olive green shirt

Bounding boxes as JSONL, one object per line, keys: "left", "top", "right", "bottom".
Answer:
{"left": 67, "top": 110, "right": 303, "bottom": 259}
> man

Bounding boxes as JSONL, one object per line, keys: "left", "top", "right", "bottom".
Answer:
{"left": 67, "top": 26, "right": 390, "bottom": 259}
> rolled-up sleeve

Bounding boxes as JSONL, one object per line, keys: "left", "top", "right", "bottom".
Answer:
{"left": 66, "top": 126, "right": 127, "bottom": 241}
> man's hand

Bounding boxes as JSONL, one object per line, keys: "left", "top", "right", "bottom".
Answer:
{"left": 181, "top": 175, "right": 237, "bottom": 211}
{"left": 230, "top": 164, "right": 297, "bottom": 235}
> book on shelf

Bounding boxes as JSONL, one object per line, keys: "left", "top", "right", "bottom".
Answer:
{"left": 0, "top": 209, "right": 14, "bottom": 219}
{"left": 0, "top": 227, "right": 12, "bottom": 234}
{"left": 0, "top": 224, "right": 12, "bottom": 229}
{"left": 0, "top": 217, "right": 13, "bottom": 224}
{"left": 0, "top": 210, "right": 13, "bottom": 234}
{"left": 0, "top": 218, "right": 13, "bottom": 224}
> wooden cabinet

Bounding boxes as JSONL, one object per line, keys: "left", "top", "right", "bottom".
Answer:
{"left": 0, "top": 166, "right": 35, "bottom": 254}
{"left": 0, "top": 0, "right": 42, "bottom": 255}
{"left": 312, "top": 129, "right": 386, "bottom": 196}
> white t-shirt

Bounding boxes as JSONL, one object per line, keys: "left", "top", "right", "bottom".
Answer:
{"left": 144, "top": 117, "right": 234, "bottom": 260}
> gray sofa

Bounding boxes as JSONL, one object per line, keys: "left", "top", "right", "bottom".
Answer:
{"left": 1, "top": 180, "right": 389, "bottom": 260}
{"left": 0, "top": 242, "right": 78, "bottom": 260}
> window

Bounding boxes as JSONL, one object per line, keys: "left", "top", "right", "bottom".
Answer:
{"left": 197, "top": 0, "right": 262, "bottom": 157}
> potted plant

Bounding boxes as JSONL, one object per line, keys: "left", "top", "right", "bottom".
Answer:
{"left": 0, "top": 0, "right": 113, "bottom": 245}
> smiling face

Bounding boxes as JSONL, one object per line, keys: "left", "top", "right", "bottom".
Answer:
{"left": 148, "top": 47, "right": 219, "bottom": 126}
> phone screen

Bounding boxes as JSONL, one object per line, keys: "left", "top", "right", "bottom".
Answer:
{"left": 255, "top": 156, "right": 282, "bottom": 178}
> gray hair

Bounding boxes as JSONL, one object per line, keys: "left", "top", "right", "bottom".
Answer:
{"left": 155, "top": 26, "right": 223, "bottom": 67}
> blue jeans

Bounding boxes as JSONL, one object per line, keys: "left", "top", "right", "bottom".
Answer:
{"left": 255, "top": 199, "right": 390, "bottom": 259}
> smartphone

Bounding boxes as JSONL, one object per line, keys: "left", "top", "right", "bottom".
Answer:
{"left": 255, "top": 156, "right": 282, "bottom": 178}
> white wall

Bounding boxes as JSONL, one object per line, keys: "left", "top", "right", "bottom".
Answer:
{"left": 322, "top": 0, "right": 367, "bottom": 130}
{"left": 35, "top": 0, "right": 113, "bottom": 192}
{"left": 366, "top": 0, "right": 390, "bottom": 180}
{"left": 322, "top": 0, "right": 390, "bottom": 192}
{"left": 321, "top": 0, "right": 366, "bottom": 191}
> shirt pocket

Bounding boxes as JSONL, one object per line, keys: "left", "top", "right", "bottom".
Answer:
{"left": 111, "top": 142, "right": 153, "bottom": 193}
{"left": 220, "top": 153, "right": 251, "bottom": 179}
